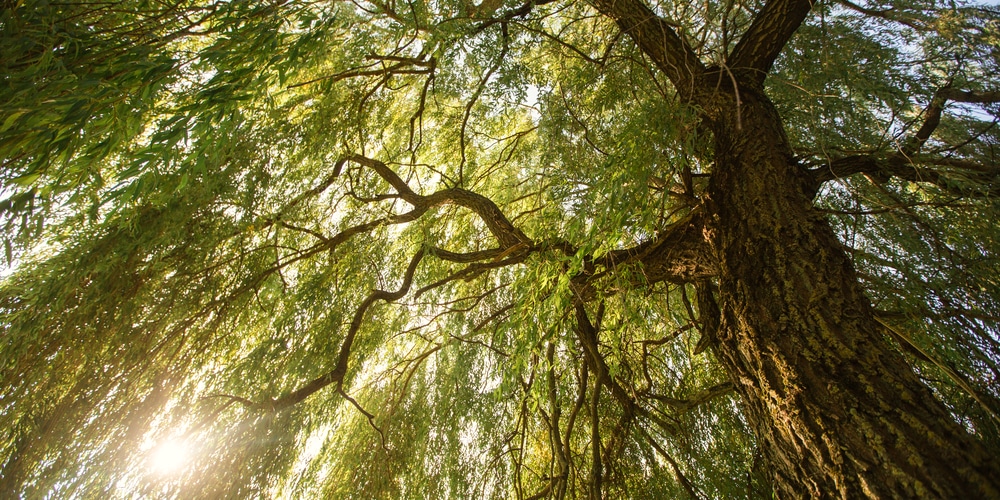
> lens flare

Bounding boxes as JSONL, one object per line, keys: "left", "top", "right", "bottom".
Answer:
{"left": 149, "top": 438, "right": 190, "bottom": 475}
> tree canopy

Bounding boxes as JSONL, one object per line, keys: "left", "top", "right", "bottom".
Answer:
{"left": 1, "top": 0, "right": 999, "bottom": 497}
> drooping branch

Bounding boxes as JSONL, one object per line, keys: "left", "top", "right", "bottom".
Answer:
{"left": 636, "top": 425, "right": 706, "bottom": 500}
{"left": 459, "top": 28, "right": 509, "bottom": 181}
{"left": 588, "top": 377, "right": 603, "bottom": 500}
{"left": 263, "top": 249, "right": 427, "bottom": 412}
{"left": 588, "top": 0, "right": 705, "bottom": 95}
{"left": 573, "top": 301, "right": 680, "bottom": 435}
{"left": 565, "top": 363, "right": 589, "bottom": 486}
{"left": 875, "top": 316, "right": 1000, "bottom": 426}
{"left": 544, "top": 342, "right": 569, "bottom": 498}
{"left": 727, "top": 0, "right": 814, "bottom": 84}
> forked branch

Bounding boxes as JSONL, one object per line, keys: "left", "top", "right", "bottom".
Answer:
{"left": 232, "top": 155, "right": 537, "bottom": 413}
{"left": 263, "top": 249, "right": 427, "bottom": 412}
{"left": 904, "top": 87, "right": 1000, "bottom": 156}
{"left": 809, "top": 86, "right": 1000, "bottom": 196}
{"left": 346, "top": 154, "right": 531, "bottom": 247}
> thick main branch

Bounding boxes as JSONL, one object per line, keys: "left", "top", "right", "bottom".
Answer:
{"left": 588, "top": 0, "right": 705, "bottom": 95}
{"left": 728, "top": 0, "right": 814, "bottom": 83}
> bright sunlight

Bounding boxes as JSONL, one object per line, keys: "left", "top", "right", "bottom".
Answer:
{"left": 148, "top": 438, "right": 191, "bottom": 475}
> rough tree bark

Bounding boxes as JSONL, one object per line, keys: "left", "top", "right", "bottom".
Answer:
{"left": 591, "top": 0, "right": 1000, "bottom": 495}
{"left": 703, "top": 78, "right": 1000, "bottom": 498}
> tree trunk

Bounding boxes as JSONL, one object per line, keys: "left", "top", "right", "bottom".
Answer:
{"left": 702, "top": 82, "right": 1000, "bottom": 498}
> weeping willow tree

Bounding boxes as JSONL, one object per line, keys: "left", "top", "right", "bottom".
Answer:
{"left": 2, "top": 0, "right": 1000, "bottom": 497}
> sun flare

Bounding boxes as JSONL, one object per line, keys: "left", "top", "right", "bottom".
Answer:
{"left": 149, "top": 439, "right": 190, "bottom": 475}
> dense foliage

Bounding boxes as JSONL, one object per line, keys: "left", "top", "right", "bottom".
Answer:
{"left": 1, "top": 0, "right": 998, "bottom": 497}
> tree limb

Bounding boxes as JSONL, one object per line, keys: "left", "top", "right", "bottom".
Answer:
{"left": 263, "top": 249, "right": 426, "bottom": 412}
{"left": 902, "top": 89, "right": 948, "bottom": 156}
{"left": 833, "top": 0, "right": 923, "bottom": 30}
{"left": 903, "top": 86, "right": 1000, "bottom": 156}
{"left": 940, "top": 89, "right": 1000, "bottom": 104}
{"left": 643, "top": 382, "right": 734, "bottom": 412}
{"left": 346, "top": 154, "right": 531, "bottom": 247}
{"left": 728, "top": 0, "right": 814, "bottom": 84}
{"left": 809, "top": 153, "right": 1000, "bottom": 197}
{"left": 805, "top": 86, "right": 1000, "bottom": 196}
{"left": 588, "top": 0, "right": 705, "bottom": 95}
{"left": 603, "top": 209, "right": 716, "bottom": 284}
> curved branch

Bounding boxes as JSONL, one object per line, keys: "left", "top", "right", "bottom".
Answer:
{"left": 414, "top": 252, "right": 529, "bottom": 298}
{"left": 351, "top": 156, "right": 714, "bottom": 289}
{"left": 264, "top": 249, "right": 427, "bottom": 412}
{"left": 346, "top": 154, "right": 531, "bottom": 247}
{"left": 338, "top": 386, "right": 389, "bottom": 451}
